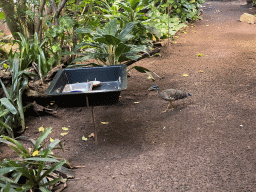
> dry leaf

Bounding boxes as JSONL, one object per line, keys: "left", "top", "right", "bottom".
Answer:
{"left": 62, "top": 127, "right": 69, "bottom": 131}
{"left": 199, "top": 70, "right": 204, "bottom": 73}
{"left": 88, "top": 133, "right": 94, "bottom": 138}
{"left": 32, "top": 150, "right": 39, "bottom": 156}
{"left": 182, "top": 74, "right": 189, "bottom": 77}
{"left": 60, "top": 132, "right": 68, "bottom": 136}
{"left": 101, "top": 122, "right": 109, "bottom": 125}
{"left": 38, "top": 126, "right": 44, "bottom": 132}
{"left": 134, "top": 102, "right": 140, "bottom": 104}
{"left": 82, "top": 136, "right": 88, "bottom": 141}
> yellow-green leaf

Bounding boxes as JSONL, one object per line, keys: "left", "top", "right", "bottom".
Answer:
{"left": 50, "top": 138, "right": 55, "bottom": 142}
{"left": 101, "top": 122, "right": 109, "bottom": 125}
{"left": 3, "top": 63, "right": 8, "bottom": 69}
{"left": 82, "top": 136, "right": 88, "bottom": 141}
{"left": 32, "top": 150, "right": 39, "bottom": 156}
{"left": 62, "top": 127, "right": 69, "bottom": 131}
{"left": 134, "top": 101, "right": 140, "bottom": 104}
{"left": 182, "top": 74, "right": 189, "bottom": 77}
{"left": 199, "top": 70, "right": 204, "bottom": 73}
{"left": 60, "top": 132, "right": 68, "bottom": 136}
{"left": 196, "top": 53, "right": 203, "bottom": 57}
{"left": 38, "top": 126, "right": 44, "bottom": 132}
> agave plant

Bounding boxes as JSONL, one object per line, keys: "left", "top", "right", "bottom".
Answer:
{"left": 0, "top": 127, "right": 72, "bottom": 192}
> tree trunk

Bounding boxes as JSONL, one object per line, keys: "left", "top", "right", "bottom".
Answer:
{"left": 0, "top": 0, "right": 22, "bottom": 39}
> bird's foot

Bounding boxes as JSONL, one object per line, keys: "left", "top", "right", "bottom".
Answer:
{"left": 161, "top": 108, "right": 174, "bottom": 113}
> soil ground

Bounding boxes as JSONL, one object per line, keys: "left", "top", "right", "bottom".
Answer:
{"left": 2, "top": 0, "right": 256, "bottom": 191}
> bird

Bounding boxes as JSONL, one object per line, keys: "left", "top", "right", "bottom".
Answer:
{"left": 148, "top": 85, "right": 192, "bottom": 112}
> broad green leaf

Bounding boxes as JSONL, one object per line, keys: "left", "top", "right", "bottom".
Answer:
{"left": 145, "top": 25, "right": 161, "bottom": 38}
{"left": 95, "top": 35, "right": 121, "bottom": 46}
{"left": 117, "top": 22, "right": 137, "bottom": 41}
{"left": 129, "top": 0, "right": 140, "bottom": 10}
{"left": 103, "top": 18, "right": 118, "bottom": 36}
{"left": 115, "top": 44, "right": 131, "bottom": 61}
{"left": 0, "top": 98, "right": 17, "bottom": 115}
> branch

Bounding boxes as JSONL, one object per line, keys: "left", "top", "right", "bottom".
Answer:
{"left": 54, "top": 0, "right": 69, "bottom": 25}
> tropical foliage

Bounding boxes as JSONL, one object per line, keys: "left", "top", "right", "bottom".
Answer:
{"left": 0, "top": 59, "right": 36, "bottom": 138}
{"left": 0, "top": 127, "right": 71, "bottom": 192}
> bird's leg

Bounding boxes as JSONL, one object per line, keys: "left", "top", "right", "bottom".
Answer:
{"left": 161, "top": 102, "right": 174, "bottom": 113}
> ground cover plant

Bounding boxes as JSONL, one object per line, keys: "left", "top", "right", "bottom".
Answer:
{"left": 0, "top": 127, "right": 71, "bottom": 191}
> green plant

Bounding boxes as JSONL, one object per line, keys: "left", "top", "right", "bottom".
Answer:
{"left": 7, "top": 32, "right": 56, "bottom": 82}
{"left": 0, "top": 59, "right": 36, "bottom": 137}
{"left": 0, "top": 127, "right": 70, "bottom": 191}
{"left": 147, "top": 5, "right": 186, "bottom": 38}
{"left": 73, "top": 18, "right": 149, "bottom": 65}
{"left": 169, "top": 0, "right": 205, "bottom": 22}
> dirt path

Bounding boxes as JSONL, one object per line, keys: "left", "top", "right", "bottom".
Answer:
{"left": 2, "top": 0, "right": 256, "bottom": 191}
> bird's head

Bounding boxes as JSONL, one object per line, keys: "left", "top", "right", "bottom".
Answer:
{"left": 148, "top": 85, "right": 159, "bottom": 91}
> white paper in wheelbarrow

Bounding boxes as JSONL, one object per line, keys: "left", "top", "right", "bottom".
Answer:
{"left": 62, "top": 82, "right": 93, "bottom": 93}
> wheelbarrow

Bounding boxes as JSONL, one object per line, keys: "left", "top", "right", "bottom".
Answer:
{"left": 45, "top": 64, "right": 127, "bottom": 144}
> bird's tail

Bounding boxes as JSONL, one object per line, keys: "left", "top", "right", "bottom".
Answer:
{"left": 187, "top": 93, "right": 192, "bottom": 96}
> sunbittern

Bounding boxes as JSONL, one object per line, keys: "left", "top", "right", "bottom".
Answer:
{"left": 148, "top": 85, "right": 192, "bottom": 112}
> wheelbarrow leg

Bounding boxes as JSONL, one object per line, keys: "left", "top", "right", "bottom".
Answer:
{"left": 86, "top": 95, "right": 98, "bottom": 145}
{"left": 91, "top": 105, "right": 98, "bottom": 145}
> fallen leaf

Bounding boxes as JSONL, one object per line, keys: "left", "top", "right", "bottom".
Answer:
{"left": 101, "top": 122, "right": 109, "bottom": 125}
{"left": 60, "top": 132, "right": 68, "bottom": 136}
{"left": 199, "top": 70, "right": 204, "bottom": 73}
{"left": 196, "top": 53, "right": 203, "bottom": 57}
{"left": 50, "top": 138, "right": 55, "bottom": 142}
{"left": 82, "top": 136, "right": 88, "bottom": 141}
{"left": 206, "top": 25, "right": 209, "bottom": 26}
{"left": 62, "top": 127, "right": 69, "bottom": 131}
{"left": 183, "top": 31, "right": 187, "bottom": 34}
{"left": 38, "top": 126, "right": 44, "bottom": 132}
{"left": 3, "top": 63, "right": 8, "bottom": 69}
{"left": 89, "top": 133, "right": 94, "bottom": 138}
{"left": 32, "top": 150, "right": 39, "bottom": 156}
{"left": 134, "top": 102, "right": 140, "bottom": 104}
{"left": 182, "top": 74, "right": 189, "bottom": 77}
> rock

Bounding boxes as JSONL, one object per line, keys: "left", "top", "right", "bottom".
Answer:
{"left": 240, "top": 13, "right": 256, "bottom": 24}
